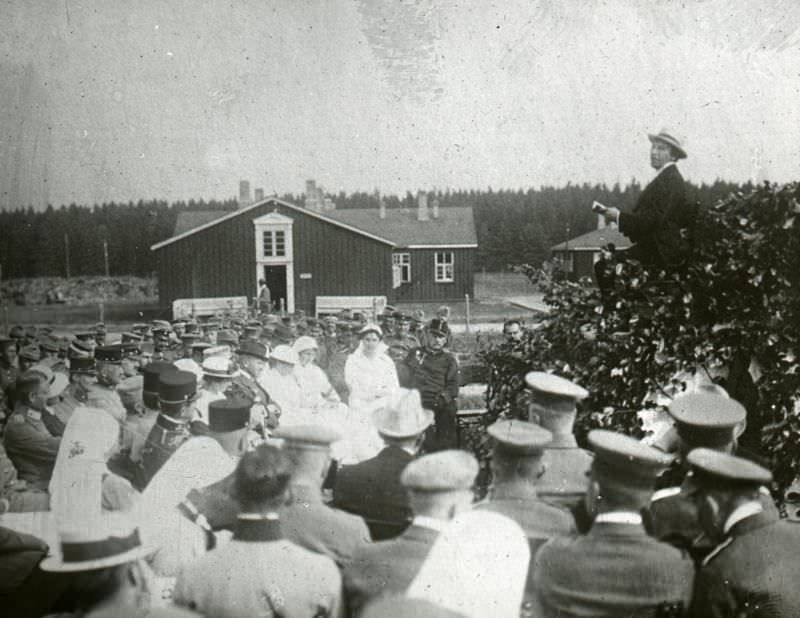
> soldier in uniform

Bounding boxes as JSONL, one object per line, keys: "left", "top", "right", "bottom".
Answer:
{"left": 477, "top": 419, "right": 576, "bottom": 617}
{"left": 333, "top": 388, "right": 433, "bottom": 539}
{"left": 127, "top": 360, "right": 173, "bottom": 467}
{"left": 689, "top": 449, "right": 800, "bottom": 617}
{"left": 344, "top": 449, "right": 477, "bottom": 616}
{"left": 648, "top": 393, "right": 776, "bottom": 562}
{"left": 2, "top": 370, "right": 62, "bottom": 490}
{"left": 50, "top": 356, "right": 95, "bottom": 426}
{"left": 153, "top": 323, "right": 180, "bottom": 362}
{"left": 534, "top": 430, "right": 694, "bottom": 617}
{"left": 38, "top": 337, "right": 66, "bottom": 374}
{"left": 525, "top": 371, "right": 593, "bottom": 522}
{"left": 87, "top": 345, "right": 127, "bottom": 424}
{"left": 275, "top": 424, "right": 371, "bottom": 565}
{"left": 386, "top": 314, "right": 420, "bottom": 387}
{"left": 0, "top": 337, "right": 19, "bottom": 417}
{"left": 173, "top": 444, "right": 343, "bottom": 617}
{"left": 137, "top": 369, "right": 196, "bottom": 488}
{"left": 405, "top": 318, "right": 459, "bottom": 451}
{"left": 17, "top": 344, "right": 41, "bottom": 373}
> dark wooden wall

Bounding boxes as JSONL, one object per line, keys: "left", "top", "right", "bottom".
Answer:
{"left": 393, "top": 248, "right": 475, "bottom": 302}
{"left": 156, "top": 202, "right": 394, "bottom": 314}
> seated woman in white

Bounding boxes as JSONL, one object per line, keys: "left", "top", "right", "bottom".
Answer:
{"left": 293, "top": 336, "right": 340, "bottom": 409}
{"left": 258, "top": 345, "right": 305, "bottom": 423}
{"left": 345, "top": 323, "right": 399, "bottom": 416}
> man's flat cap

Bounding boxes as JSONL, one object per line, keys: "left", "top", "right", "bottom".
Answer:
{"left": 487, "top": 420, "right": 552, "bottom": 456}
{"left": 668, "top": 394, "right": 746, "bottom": 448}
{"left": 400, "top": 450, "right": 478, "bottom": 492}
{"left": 525, "top": 372, "right": 589, "bottom": 402}
{"left": 589, "top": 429, "right": 674, "bottom": 488}
{"left": 688, "top": 448, "right": 772, "bottom": 488}
{"left": 274, "top": 425, "right": 341, "bottom": 450}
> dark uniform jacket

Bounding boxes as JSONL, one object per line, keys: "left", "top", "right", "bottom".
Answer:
{"left": 692, "top": 508, "right": 800, "bottom": 617}
{"left": 281, "top": 482, "right": 371, "bottom": 566}
{"left": 137, "top": 414, "right": 190, "bottom": 490}
{"left": 2, "top": 408, "right": 61, "bottom": 491}
{"left": 538, "top": 434, "right": 593, "bottom": 511}
{"left": 619, "top": 163, "right": 694, "bottom": 266}
{"left": 333, "top": 445, "right": 413, "bottom": 537}
{"left": 406, "top": 347, "right": 459, "bottom": 450}
{"left": 344, "top": 523, "right": 439, "bottom": 616}
{"left": 477, "top": 485, "right": 576, "bottom": 617}
{"left": 534, "top": 519, "right": 695, "bottom": 617}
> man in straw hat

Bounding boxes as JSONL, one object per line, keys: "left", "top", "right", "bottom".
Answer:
{"left": 173, "top": 444, "right": 343, "bottom": 618}
{"left": 525, "top": 372, "right": 593, "bottom": 517}
{"left": 275, "top": 424, "right": 371, "bottom": 565}
{"left": 599, "top": 129, "right": 694, "bottom": 266}
{"left": 39, "top": 513, "right": 198, "bottom": 617}
{"left": 687, "top": 449, "right": 800, "bottom": 617}
{"left": 229, "top": 339, "right": 279, "bottom": 431}
{"left": 534, "top": 430, "right": 694, "bottom": 617}
{"left": 333, "top": 388, "right": 433, "bottom": 539}
{"left": 344, "top": 449, "right": 478, "bottom": 616}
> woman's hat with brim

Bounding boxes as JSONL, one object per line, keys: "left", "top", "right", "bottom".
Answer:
{"left": 270, "top": 344, "right": 298, "bottom": 365}
{"left": 373, "top": 388, "right": 434, "bottom": 439}
{"left": 40, "top": 514, "right": 155, "bottom": 572}
{"left": 648, "top": 129, "right": 687, "bottom": 159}
{"left": 292, "top": 336, "right": 318, "bottom": 354}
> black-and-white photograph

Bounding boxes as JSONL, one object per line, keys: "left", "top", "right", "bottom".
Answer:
{"left": 1, "top": 1, "right": 799, "bottom": 616}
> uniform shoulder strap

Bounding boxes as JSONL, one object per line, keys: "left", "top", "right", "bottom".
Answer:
{"left": 701, "top": 536, "right": 734, "bottom": 567}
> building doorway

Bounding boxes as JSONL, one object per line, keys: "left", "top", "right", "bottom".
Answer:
{"left": 264, "top": 265, "right": 287, "bottom": 313}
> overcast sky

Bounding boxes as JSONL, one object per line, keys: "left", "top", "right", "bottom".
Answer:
{"left": 1, "top": 0, "right": 799, "bottom": 208}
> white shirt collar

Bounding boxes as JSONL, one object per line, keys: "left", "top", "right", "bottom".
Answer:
{"left": 595, "top": 511, "right": 643, "bottom": 525}
{"left": 238, "top": 512, "right": 280, "bottom": 521}
{"left": 723, "top": 500, "right": 763, "bottom": 535}
{"left": 655, "top": 160, "right": 677, "bottom": 177}
{"left": 413, "top": 515, "right": 447, "bottom": 532}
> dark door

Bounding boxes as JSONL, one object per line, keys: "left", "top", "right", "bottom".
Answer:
{"left": 264, "top": 265, "right": 287, "bottom": 312}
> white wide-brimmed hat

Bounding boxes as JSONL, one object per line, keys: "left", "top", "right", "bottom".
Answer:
{"left": 292, "top": 336, "right": 318, "bottom": 354}
{"left": 648, "top": 129, "right": 687, "bottom": 159}
{"left": 202, "top": 355, "right": 235, "bottom": 378}
{"left": 40, "top": 513, "right": 154, "bottom": 572}
{"left": 373, "top": 388, "right": 434, "bottom": 439}
{"left": 271, "top": 344, "right": 298, "bottom": 365}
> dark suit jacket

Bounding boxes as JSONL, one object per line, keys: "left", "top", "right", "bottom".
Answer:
{"left": 692, "top": 509, "right": 800, "bottom": 617}
{"left": 333, "top": 446, "right": 413, "bottom": 533}
{"left": 534, "top": 521, "right": 695, "bottom": 617}
{"left": 619, "top": 164, "right": 694, "bottom": 265}
{"left": 344, "top": 523, "right": 439, "bottom": 616}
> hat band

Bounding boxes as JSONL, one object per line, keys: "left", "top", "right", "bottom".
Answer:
{"left": 159, "top": 396, "right": 193, "bottom": 405}
{"left": 61, "top": 529, "right": 142, "bottom": 563}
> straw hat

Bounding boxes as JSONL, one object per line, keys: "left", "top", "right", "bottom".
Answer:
{"left": 40, "top": 513, "right": 154, "bottom": 572}
{"left": 648, "top": 129, "right": 687, "bottom": 159}
{"left": 372, "top": 389, "right": 433, "bottom": 439}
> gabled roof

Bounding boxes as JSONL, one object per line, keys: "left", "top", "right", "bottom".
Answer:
{"left": 151, "top": 198, "right": 397, "bottom": 251}
{"left": 550, "top": 226, "right": 632, "bottom": 252}
{"left": 325, "top": 207, "right": 477, "bottom": 248}
{"left": 152, "top": 198, "right": 477, "bottom": 251}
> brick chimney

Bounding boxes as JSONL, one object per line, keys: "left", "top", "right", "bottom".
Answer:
{"left": 379, "top": 197, "right": 386, "bottom": 219}
{"left": 239, "top": 180, "right": 251, "bottom": 208}
{"left": 417, "top": 191, "right": 429, "bottom": 221}
{"left": 254, "top": 188, "right": 264, "bottom": 202}
{"left": 597, "top": 213, "right": 606, "bottom": 230}
{"left": 432, "top": 197, "right": 440, "bottom": 219}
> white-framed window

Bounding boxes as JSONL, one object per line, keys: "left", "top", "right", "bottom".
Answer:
{"left": 435, "top": 251, "right": 454, "bottom": 283}
{"left": 393, "top": 253, "right": 411, "bottom": 283}
{"left": 262, "top": 230, "right": 286, "bottom": 257}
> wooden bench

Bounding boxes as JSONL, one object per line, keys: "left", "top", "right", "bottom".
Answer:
{"left": 172, "top": 296, "right": 249, "bottom": 320}
{"left": 315, "top": 295, "right": 387, "bottom": 318}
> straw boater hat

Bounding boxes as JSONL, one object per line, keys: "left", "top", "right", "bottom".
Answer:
{"left": 202, "top": 356, "right": 236, "bottom": 379}
{"left": 648, "top": 129, "right": 687, "bottom": 159}
{"left": 373, "top": 389, "right": 434, "bottom": 439}
{"left": 40, "top": 513, "right": 154, "bottom": 572}
{"left": 270, "top": 344, "right": 298, "bottom": 365}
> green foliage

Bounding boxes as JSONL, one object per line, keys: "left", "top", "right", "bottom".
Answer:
{"left": 483, "top": 182, "right": 800, "bottom": 491}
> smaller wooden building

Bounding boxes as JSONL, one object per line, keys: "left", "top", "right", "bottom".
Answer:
{"left": 151, "top": 196, "right": 477, "bottom": 315}
{"left": 550, "top": 223, "right": 631, "bottom": 283}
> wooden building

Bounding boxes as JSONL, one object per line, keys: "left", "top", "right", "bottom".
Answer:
{"left": 151, "top": 195, "right": 477, "bottom": 315}
{"left": 550, "top": 222, "right": 631, "bottom": 283}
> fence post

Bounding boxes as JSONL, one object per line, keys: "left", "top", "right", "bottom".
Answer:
{"left": 465, "top": 294, "right": 471, "bottom": 333}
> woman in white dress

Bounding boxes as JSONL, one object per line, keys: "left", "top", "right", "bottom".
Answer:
{"left": 344, "top": 324, "right": 399, "bottom": 415}
{"left": 293, "top": 336, "right": 340, "bottom": 409}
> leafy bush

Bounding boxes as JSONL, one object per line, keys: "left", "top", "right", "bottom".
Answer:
{"left": 482, "top": 182, "right": 800, "bottom": 492}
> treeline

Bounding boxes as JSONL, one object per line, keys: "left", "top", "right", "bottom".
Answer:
{"left": 0, "top": 180, "right": 753, "bottom": 278}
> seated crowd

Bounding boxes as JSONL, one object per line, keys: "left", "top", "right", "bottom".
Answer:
{"left": 0, "top": 313, "right": 797, "bottom": 617}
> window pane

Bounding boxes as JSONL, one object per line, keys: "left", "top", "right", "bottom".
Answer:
{"left": 263, "top": 231, "right": 273, "bottom": 257}
{"left": 275, "top": 230, "right": 285, "bottom": 256}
